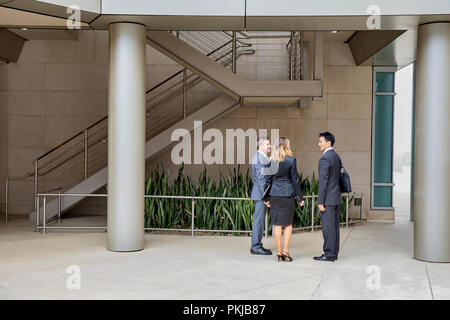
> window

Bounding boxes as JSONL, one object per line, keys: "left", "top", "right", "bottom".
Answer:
{"left": 371, "top": 67, "right": 396, "bottom": 209}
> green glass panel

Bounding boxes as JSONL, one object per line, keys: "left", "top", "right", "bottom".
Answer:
{"left": 374, "top": 186, "right": 392, "bottom": 207}
{"left": 376, "top": 72, "right": 394, "bottom": 92}
{"left": 374, "top": 95, "right": 393, "bottom": 183}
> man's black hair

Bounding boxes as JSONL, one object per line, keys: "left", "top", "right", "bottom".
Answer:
{"left": 319, "top": 131, "right": 335, "bottom": 147}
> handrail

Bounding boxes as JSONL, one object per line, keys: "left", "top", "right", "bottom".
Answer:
{"left": 5, "top": 175, "right": 34, "bottom": 181}
{"left": 36, "top": 192, "right": 362, "bottom": 199}
{"left": 34, "top": 192, "right": 364, "bottom": 235}
{"left": 19, "top": 47, "right": 255, "bottom": 180}
{"left": 38, "top": 33, "right": 240, "bottom": 163}
{"left": 37, "top": 139, "right": 85, "bottom": 172}
{"left": 30, "top": 52, "right": 253, "bottom": 178}
{"left": 145, "top": 39, "right": 236, "bottom": 94}
{"left": 237, "top": 31, "right": 291, "bottom": 40}
{"left": 188, "top": 31, "right": 251, "bottom": 46}
{"left": 40, "top": 187, "right": 63, "bottom": 194}
{"left": 287, "top": 31, "right": 304, "bottom": 81}
{"left": 37, "top": 116, "right": 107, "bottom": 161}
{"left": 146, "top": 48, "right": 254, "bottom": 105}
{"left": 18, "top": 32, "right": 246, "bottom": 177}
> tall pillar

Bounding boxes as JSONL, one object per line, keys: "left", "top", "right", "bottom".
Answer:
{"left": 107, "top": 22, "right": 146, "bottom": 252}
{"left": 414, "top": 22, "right": 450, "bottom": 262}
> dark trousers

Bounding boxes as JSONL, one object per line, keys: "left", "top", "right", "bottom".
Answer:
{"left": 321, "top": 204, "right": 341, "bottom": 258}
{"left": 251, "top": 200, "right": 267, "bottom": 250}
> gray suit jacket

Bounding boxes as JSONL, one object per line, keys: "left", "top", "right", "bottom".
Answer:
{"left": 318, "top": 149, "right": 342, "bottom": 205}
{"left": 251, "top": 152, "right": 270, "bottom": 201}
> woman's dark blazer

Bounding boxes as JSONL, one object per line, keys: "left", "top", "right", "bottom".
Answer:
{"left": 265, "top": 156, "right": 304, "bottom": 201}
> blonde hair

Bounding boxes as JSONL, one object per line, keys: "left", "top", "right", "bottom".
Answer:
{"left": 270, "top": 137, "right": 293, "bottom": 162}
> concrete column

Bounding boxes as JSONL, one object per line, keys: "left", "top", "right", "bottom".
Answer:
{"left": 107, "top": 22, "right": 146, "bottom": 252}
{"left": 414, "top": 22, "right": 450, "bottom": 262}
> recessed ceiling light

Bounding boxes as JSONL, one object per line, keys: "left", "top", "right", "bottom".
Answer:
{"left": 331, "top": 30, "right": 339, "bottom": 34}
{"left": 21, "top": 27, "right": 28, "bottom": 31}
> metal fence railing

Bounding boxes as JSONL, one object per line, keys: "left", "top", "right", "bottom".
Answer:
{"left": 34, "top": 192, "right": 364, "bottom": 235}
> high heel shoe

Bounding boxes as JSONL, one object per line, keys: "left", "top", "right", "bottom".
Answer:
{"left": 282, "top": 250, "right": 293, "bottom": 262}
{"left": 277, "top": 252, "right": 285, "bottom": 262}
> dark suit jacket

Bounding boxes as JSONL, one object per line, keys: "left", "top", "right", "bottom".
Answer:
{"left": 318, "top": 149, "right": 342, "bottom": 205}
{"left": 265, "top": 156, "right": 304, "bottom": 201}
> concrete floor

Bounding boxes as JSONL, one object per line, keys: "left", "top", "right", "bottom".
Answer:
{"left": 0, "top": 215, "right": 449, "bottom": 300}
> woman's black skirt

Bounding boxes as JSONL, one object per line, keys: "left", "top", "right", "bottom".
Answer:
{"left": 269, "top": 196, "right": 296, "bottom": 226}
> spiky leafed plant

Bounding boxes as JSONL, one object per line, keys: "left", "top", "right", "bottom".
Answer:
{"left": 144, "top": 163, "right": 353, "bottom": 234}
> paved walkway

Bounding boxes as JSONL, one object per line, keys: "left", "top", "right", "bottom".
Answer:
{"left": 0, "top": 216, "right": 449, "bottom": 300}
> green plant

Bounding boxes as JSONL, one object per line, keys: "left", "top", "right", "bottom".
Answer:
{"left": 144, "top": 163, "right": 354, "bottom": 235}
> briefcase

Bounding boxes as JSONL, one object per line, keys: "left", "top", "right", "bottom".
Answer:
{"left": 339, "top": 167, "right": 352, "bottom": 193}
{"left": 337, "top": 154, "right": 352, "bottom": 192}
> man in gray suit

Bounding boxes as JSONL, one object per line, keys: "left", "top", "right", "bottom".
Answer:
{"left": 314, "top": 132, "right": 342, "bottom": 262}
{"left": 250, "top": 137, "right": 272, "bottom": 255}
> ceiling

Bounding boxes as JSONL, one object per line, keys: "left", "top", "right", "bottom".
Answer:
{"left": 0, "top": 1, "right": 448, "bottom": 68}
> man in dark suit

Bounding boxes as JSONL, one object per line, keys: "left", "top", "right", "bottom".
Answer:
{"left": 314, "top": 132, "right": 342, "bottom": 262}
{"left": 250, "top": 137, "right": 272, "bottom": 255}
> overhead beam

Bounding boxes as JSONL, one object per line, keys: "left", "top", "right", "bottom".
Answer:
{"left": 347, "top": 30, "right": 406, "bottom": 65}
{"left": 146, "top": 31, "right": 323, "bottom": 106}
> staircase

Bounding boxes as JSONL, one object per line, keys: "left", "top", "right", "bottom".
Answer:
{"left": 29, "top": 31, "right": 252, "bottom": 222}
{"left": 26, "top": 31, "right": 320, "bottom": 223}
{"left": 30, "top": 95, "right": 239, "bottom": 222}
{"left": 146, "top": 31, "right": 323, "bottom": 105}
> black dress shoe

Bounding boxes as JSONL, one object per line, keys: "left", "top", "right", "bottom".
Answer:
{"left": 250, "top": 248, "right": 272, "bottom": 255}
{"left": 262, "top": 247, "right": 273, "bottom": 255}
{"left": 313, "top": 255, "right": 336, "bottom": 262}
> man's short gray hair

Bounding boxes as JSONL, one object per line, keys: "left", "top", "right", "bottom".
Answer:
{"left": 257, "top": 137, "right": 269, "bottom": 149}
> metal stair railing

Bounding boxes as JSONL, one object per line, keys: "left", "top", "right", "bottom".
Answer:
{"left": 286, "top": 31, "right": 304, "bottom": 81}
{"left": 2, "top": 31, "right": 255, "bottom": 222}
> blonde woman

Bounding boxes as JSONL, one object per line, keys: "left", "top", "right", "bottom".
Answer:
{"left": 263, "top": 137, "right": 304, "bottom": 262}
